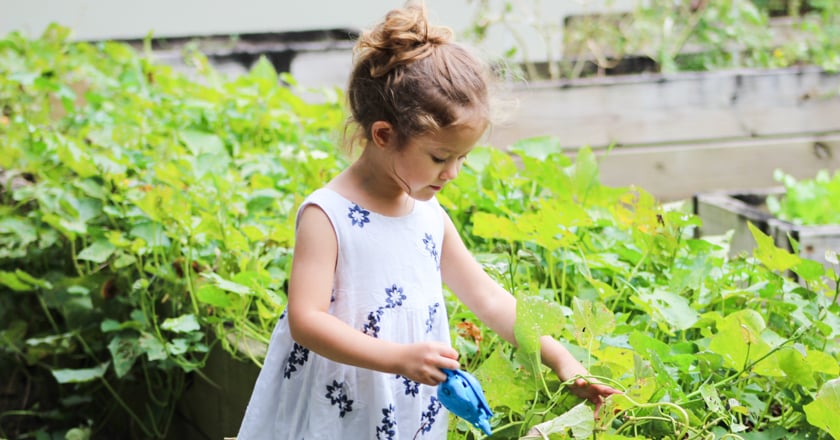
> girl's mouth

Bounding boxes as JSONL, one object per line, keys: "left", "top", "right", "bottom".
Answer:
{"left": 430, "top": 185, "right": 442, "bottom": 191}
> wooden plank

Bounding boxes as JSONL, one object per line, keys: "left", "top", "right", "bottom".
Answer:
{"left": 590, "top": 134, "right": 840, "bottom": 201}
{"left": 488, "top": 66, "right": 840, "bottom": 149}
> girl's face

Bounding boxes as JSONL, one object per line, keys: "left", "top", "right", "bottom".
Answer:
{"left": 391, "top": 119, "right": 487, "bottom": 201}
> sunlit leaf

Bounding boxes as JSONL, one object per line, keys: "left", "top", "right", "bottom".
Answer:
{"left": 748, "top": 222, "right": 800, "bottom": 272}
{"left": 107, "top": 334, "right": 141, "bottom": 378}
{"left": 523, "top": 402, "right": 594, "bottom": 439}
{"left": 804, "top": 378, "right": 840, "bottom": 439}
{"left": 160, "top": 314, "right": 200, "bottom": 333}
{"left": 51, "top": 363, "right": 109, "bottom": 384}
{"left": 77, "top": 239, "right": 116, "bottom": 263}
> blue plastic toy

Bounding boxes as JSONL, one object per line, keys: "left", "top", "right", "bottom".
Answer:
{"left": 437, "top": 368, "right": 493, "bottom": 436}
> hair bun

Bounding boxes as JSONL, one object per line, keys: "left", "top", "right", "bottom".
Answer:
{"left": 355, "top": 2, "right": 454, "bottom": 78}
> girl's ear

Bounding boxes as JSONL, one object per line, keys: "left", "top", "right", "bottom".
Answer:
{"left": 370, "top": 121, "right": 394, "bottom": 149}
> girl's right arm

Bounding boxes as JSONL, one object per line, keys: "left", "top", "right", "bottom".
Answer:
{"left": 286, "top": 204, "right": 460, "bottom": 385}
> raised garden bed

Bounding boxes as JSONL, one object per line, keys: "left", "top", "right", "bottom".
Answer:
{"left": 693, "top": 187, "right": 840, "bottom": 270}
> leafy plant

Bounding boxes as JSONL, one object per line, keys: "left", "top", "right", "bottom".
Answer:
{"left": 0, "top": 24, "right": 344, "bottom": 438}
{"left": 464, "top": 0, "right": 840, "bottom": 80}
{"left": 767, "top": 169, "right": 840, "bottom": 225}
{"left": 438, "top": 140, "right": 840, "bottom": 439}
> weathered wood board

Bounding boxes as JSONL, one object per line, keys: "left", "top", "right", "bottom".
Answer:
{"left": 488, "top": 66, "right": 840, "bottom": 150}
{"left": 593, "top": 134, "right": 840, "bottom": 201}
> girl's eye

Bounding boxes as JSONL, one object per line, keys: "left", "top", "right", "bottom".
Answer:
{"left": 431, "top": 156, "right": 447, "bottom": 164}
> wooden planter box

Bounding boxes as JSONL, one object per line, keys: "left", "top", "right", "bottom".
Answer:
{"left": 491, "top": 66, "right": 840, "bottom": 201}
{"left": 693, "top": 188, "right": 840, "bottom": 272}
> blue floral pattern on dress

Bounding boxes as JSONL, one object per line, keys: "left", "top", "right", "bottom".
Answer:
{"left": 326, "top": 380, "right": 354, "bottom": 418}
{"left": 283, "top": 343, "right": 309, "bottom": 379}
{"left": 385, "top": 284, "right": 406, "bottom": 308}
{"left": 425, "top": 303, "right": 440, "bottom": 334}
{"left": 362, "top": 309, "right": 384, "bottom": 337}
{"left": 422, "top": 233, "right": 440, "bottom": 271}
{"left": 396, "top": 374, "right": 420, "bottom": 397}
{"left": 348, "top": 204, "right": 371, "bottom": 228}
{"left": 362, "top": 284, "right": 407, "bottom": 338}
{"left": 375, "top": 404, "right": 397, "bottom": 440}
{"left": 418, "top": 396, "right": 442, "bottom": 434}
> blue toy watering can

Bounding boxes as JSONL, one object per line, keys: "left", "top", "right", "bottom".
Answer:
{"left": 437, "top": 369, "right": 493, "bottom": 436}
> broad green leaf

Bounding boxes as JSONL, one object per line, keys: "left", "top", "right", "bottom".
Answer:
{"left": 107, "top": 334, "right": 141, "bottom": 378}
{"left": 522, "top": 402, "right": 594, "bottom": 439}
{"left": 129, "top": 221, "right": 170, "bottom": 248}
{"left": 160, "top": 314, "right": 200, "bottom": 333}
{"left": 569, "top": 146, "right": 600, "bottom": 203}
{"left": 0, "top": 270, "right": 33, "bottom": 291}
{"left": 470, "top": 212, "right": 524, "bottom": 242}
{"left": 777, "top": 347, "right": 816, "bottom": 388}
{"left": 509, "top": 136, "right": 562, "bottom": 161}
{"left": 196, "top": 284, "right": 232, "bottom": 307}
{"left": 51, "top": 363, "right": 109, "bottom": 384}
{"left": 634, "top": 288, "right": 699, "bottom": 333}
{"left": 515, "top": 294, "right": 565, "bottom": 354}
{"left": 792, "top": 258, "right": 826, "bottom": 282}
{"left": 804, "top": 378, "right": 840, "bottom": 439}
{"left": 203, "top": 273, "right": 252, "bottom": 295}
{"left": 707, "top": 310, "right": 782, "bottom": 376}
{"left": 166, "top": 338, "right": 190, "bottom": 355}
{"left": 76, "top": 239, "right": 116, "bottom": 263}
{"left": 700, "top": 383, "right": 726, "bottom": 413}
{"left": 138, "top": 333, "right": 167, "bottom": 361}
{"left": 572, "top": 298, "right": 615, "bottom": 347}
{"left": 473, "top": 348, "right": 533, "bottom": 415}
{"left": 748, "top": 222, "right": 800, "bottom": 272}
{"left": 13, "top": 270, "right": 53, "bottom": 289}
{"left": 804, "top": 348, "right": 839, "bottom": 375}
{"left": 180, "top": 129, "right": 226, "bottom": 156}
{"left": 249, "top": 55, "right": 278, "bottom": 82}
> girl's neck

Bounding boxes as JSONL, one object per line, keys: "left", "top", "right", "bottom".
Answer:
{"left": 330, "top": 154, "right": 415, "bottom": 217}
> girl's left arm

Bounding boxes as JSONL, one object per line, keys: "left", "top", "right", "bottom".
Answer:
{"left": 439, "top": 208, "right": 621, "bottom": 412}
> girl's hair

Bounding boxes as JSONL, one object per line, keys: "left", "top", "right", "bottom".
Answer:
{"left": 345, "top": 1, "right": 492, "bottom": 150}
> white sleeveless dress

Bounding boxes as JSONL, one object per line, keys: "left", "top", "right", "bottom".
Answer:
{"left": 237, "top": 188, "right": 451, "bottom": 439}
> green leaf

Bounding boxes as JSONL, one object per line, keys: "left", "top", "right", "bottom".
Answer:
{"left": 0, "top": 270, "right": 34, "bottom": 291}
{"left": 473, "top": 348, "right": 534, "bottom": 416}
{"left": 748, "top": 222, "right": 800, "bottom": 272}
{"left": 707, "top": 310, "right": 781, "bottom": 376}
{"left": 196, "top": 284, "right": 232, "bottom": 307}
{"left": 633, "top": 288, "right": 700, "bottom": 333}
{"left": 249, "top": 55, "right": 278, "bottom": 82}
{"left": 77, "top": 239, "right": 116, "bottom": 263}
{"left": 203, "top": 273, "right": 252, "bottom": 295}
{"left": 515, "top": 294, "right": 565, "bottom": 354}
{"left": 107, "top": 334, "right": 141, "bottom": 378}
{"left": 138, "top": 333, "right": 167, "bottom": 361}
{"left": 777, "top": 347, "right": 816, "bottom": 388}
{"left": 572, "top": 298, "right": 615, "bottom": 346}
{"left": 180, "top": 130, "right": 225, "bottom": 156}
{"left": 51, "top": 363, "right": 109, "bottom": 384}
{"left": 509, "top": 136, "right": 562, "bottom": 161}
{"left": 804, "top": 378, "right": 840, "bottom": 439}
{"left": 523, "top": 402, "right": 594, "bottom": 439}
{"left": 161, "top": 314, "right": 200, "bottom": 333}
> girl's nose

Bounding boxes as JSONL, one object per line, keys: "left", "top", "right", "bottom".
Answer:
{"left": 440, "top": 161, "right": 460, "bottom": 181}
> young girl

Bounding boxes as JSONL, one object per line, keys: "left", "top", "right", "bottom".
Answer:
{"left": 236, "top": 2, "right": 620, "bottom": 438}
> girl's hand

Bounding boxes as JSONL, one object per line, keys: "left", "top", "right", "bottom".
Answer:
{"left": 397, "top": 341, "right": 460, "bottom": 386}
{"left": 567, "top": 377, "right": 622, "bottom": 417}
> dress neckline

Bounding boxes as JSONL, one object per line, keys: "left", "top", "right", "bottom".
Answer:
{"left": 319, "top": 187, "right": 422, "bottom": 220}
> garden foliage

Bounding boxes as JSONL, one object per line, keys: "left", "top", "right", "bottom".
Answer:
{"left": 1, "top": 25, "right": 839, "bottom": 439}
